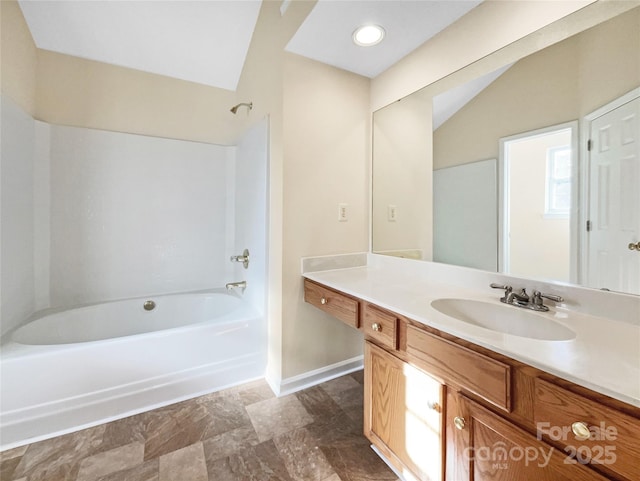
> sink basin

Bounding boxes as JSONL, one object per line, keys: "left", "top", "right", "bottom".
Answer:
{"left": 430, "top": 298, "right": 576, "bottom": 341}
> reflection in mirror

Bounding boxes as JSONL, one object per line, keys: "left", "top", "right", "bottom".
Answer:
{"left": 372, "top": 6, "right": 640, "bottom": 294}
{"left": 499, "top": 122, "right": 577, "bottom": 283}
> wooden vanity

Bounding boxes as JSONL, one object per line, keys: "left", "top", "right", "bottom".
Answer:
{"left": 304, "top": 278, "right": 640, "bottom": 481}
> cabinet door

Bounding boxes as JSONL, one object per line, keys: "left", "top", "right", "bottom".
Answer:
{"left": 364, "top": 341, "right": 443, "bottom": 481}
{"left": 446, "top": 393, "right": 610, "bottom": 481}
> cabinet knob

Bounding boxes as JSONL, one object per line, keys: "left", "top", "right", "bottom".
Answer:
{"left": 320, "top": 297, "right": 328, "bottom": 305}
{"left": 372, "top": 323, "right": 382, "bottom": 332}
{"left": 453, "top": 416, "right": 466, "bottom": 430}
{"left": 571, "top": 421, "right": 591, "bottom": 441}
{"left": 628, "top": 242, "right": 640, "bottom": 251}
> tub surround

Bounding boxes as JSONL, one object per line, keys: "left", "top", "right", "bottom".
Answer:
{"left": 302, "top": 253, "right": 640, "bottom": 407}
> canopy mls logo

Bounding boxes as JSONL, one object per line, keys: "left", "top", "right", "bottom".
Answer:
{"left": 537, "top": 421, "right": 618, "bottom": 466}
{"left": 536, "top": 421, "right": 618, "bottom": 443}
{"left": 462, "top": 422, "right": 619, "bottom": 469}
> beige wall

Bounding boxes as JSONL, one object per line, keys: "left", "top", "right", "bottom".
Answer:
{"left": 434, "top": 7, "right": 640, "bottom": 170}
{"left": 35, "top": 50, "right": 238, "bottom": 145}
{"left": 508, "top": 130, "right": 571, "bottom": 281}
{"left": 433, "top": 36, "right": 580, "bottom": 169}
{"left": 0, "top": 0, "right": 37, "bottom": 114}
{"left": 371, "top": 0, "right": 595, "bottom": 111}
{"left": 282, "top": 53, "right": 369, "bottom": 378}
{"left": 372, "top": 95, "right": 432, "bottom": 259}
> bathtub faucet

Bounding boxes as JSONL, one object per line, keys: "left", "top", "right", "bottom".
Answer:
{"left": 225, "top": 281, "right": 247, "bottom": 293}
{"left": 230, "top": 249, "right": 250, "bottom": 269}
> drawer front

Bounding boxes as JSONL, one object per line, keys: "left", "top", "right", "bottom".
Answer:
{"left": 362, "top": 304, "right": 398, "bottom": 350}
{"left": 406, "top": 325, "right": 511, "bottom": 411}
{"left": 534, "top": 378, "right": 640, "bottom": 481}
{"left": 304, "top": 279, "right": 359, "bottom": 328}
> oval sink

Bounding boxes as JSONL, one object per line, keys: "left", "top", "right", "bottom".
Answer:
{"left": 430, "top": 298, "right": 576, "bottom": 341}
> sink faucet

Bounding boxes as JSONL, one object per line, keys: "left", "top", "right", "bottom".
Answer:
{"left": 226, "top": 281, "right": 247, "bottom": 292}
{"left": 490, "top": 284, "right": 563, "bottom": 312}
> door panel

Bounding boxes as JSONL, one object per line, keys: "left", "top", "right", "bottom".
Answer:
{"left": 588, "top": 96, "right": 640, "bottom": 293}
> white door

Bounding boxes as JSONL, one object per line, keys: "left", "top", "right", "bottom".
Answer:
{"left": 587, "top": 96, "right": 640, "bottom": 293}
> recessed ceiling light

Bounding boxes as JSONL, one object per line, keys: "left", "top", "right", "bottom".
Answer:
{"left": 352, "top": 25, "right": 385, "bottom": 47}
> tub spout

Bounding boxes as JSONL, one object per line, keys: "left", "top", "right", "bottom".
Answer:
{"left": 225, "top": 281, "right": 247, "bottom": 292}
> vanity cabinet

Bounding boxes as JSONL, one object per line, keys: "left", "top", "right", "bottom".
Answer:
{"left": 446, "top": 393, "right": 610, "bottom": 481}
{"left": 302, "top": 278, "right": 640, "bottom": 481}
{"left": 365, "top": 341, "right": 444, "bottom": 481}
{"left": 304, "top": 279, "right": 360, "bottom": 328}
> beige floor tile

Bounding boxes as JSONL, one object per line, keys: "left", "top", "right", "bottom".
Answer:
{"left": 274, "top": 427, "right": 335, "bottom": 481}
{"left": 158, "top": 442, "right": 208, "bottom": 481}
{"left": 321, "top": 474, "right": 342, "bottom": 481}
{"left": 320, "top": 376, "right": 361, "bottom": 401}
{"left": 205, "top": 440, "right": 294, "bottom": 481}
{"left": 202, "top": 425, "right": 260, "bottom": 465}
{"left": 12, "top": 424, "right": 105, "bottom": 481}
{"left": 0, "top": 444, "right": 29, "bottom": 462}
{"left": 246, "top": 395, "right": 314, "bottom": 442}
{"left": 97, "top": 459, "right": 158, "bottom": 481}
{"left": 76, "top": 441, "right": 144, "bottom": 481}
{"left": 144, "top": 391, "right": 252, "bottom": 460}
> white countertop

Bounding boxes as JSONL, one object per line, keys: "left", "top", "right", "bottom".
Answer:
{"left": 303, "top": 256, "right": 640, "bottom": 408}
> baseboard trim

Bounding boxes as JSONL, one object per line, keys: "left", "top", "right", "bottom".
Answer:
{"left": 266, "top": 355, "right": 364, "bottom": 397}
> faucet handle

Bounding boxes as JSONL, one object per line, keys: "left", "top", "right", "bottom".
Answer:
{"left": 532, "top": 291, "right": 564, "bottom": 304}
{"left": 490, "top": 283, "right": 512, "bottom": 304}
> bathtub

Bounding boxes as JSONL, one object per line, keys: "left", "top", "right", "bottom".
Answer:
{"left": 0, "top": 290, "right": 266, "bottom": 450}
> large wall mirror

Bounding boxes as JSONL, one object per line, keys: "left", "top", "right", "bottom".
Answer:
{"left": 372, "top": 5, "right": 640, "bottom": 295}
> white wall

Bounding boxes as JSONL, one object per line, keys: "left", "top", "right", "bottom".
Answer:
{"left": 0, "top": 96, "right": 36, "bottom": 336}
{"left": 234, "top": 118, "right": 269, "bottom": 315}
{"left": 433, "top": 159, "right": 498, "bottom": 271}
{"left": 47, "top": 125, "right": 236, "bottom": 307}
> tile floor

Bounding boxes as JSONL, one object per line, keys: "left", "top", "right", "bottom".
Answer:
{"left": 0, "top": 371, "right": 399, "bottom": 481}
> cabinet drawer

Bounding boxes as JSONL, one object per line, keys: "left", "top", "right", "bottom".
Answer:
{"left": 362, "top": 304, "right": 398, "bottom": 350}
{"left": 304, "top": 279, "right": 359, "bottom": 328}
{"left": 534, "top": 378, "right": 640, "bottom": 481}
{"left": 406, "top": 325, "right": 511, "bottom": 411}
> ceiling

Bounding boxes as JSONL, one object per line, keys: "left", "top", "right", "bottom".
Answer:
{"left": 18, "top": 0, "right": 262, "bottom": 91}
{"left": 286, "top": 0, "right": 482, "bottom": 78}
{"left": 19, "top": 0, "right": 483, "bottom": 91}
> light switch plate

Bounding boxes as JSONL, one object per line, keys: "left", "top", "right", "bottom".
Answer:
{"left": 338, "top": 203, "right": 348, "bottom": 222}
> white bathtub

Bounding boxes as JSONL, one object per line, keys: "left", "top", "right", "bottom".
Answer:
{"left": 0, "top": 291, "right": 266, "bottom": 450}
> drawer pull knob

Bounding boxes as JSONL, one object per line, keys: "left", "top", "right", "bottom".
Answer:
{"left": 453, "top": 416, "right": 466, "bottom": 430}
{"left": 320, "top": 297, "right": 328, "bottom": 305}
{"left": 571, "top": 421, "right": 591, "bottom": 440}
{"left": 427, "top": 401, "right": 441, "bottom": 413}
{"left": 372, "top": 323, "right": 382, "bottom": 332}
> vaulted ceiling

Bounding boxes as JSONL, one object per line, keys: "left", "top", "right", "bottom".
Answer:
{"left": 19, "top": 0, "right": 483, "bottom": 91}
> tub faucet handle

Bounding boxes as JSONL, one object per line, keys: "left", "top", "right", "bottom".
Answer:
{"left": 230, "top": 249, "right": 250, "bottom": 269}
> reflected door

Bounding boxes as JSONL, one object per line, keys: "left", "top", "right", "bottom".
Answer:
{"left": 500, "top": 124, "right": 576, "bottom": 282}
{"left": 587, "top": 96, "right": 640, "bottom": 293}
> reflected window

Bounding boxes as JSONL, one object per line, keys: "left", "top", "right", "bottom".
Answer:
{"left": 545, "top": 146, "right": 572, "bottom": 218}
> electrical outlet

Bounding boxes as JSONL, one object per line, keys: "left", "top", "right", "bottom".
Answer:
{"left": 388, "top": 205, "right": 397, "bottom": 222}
{"left": 338, "top": 203, "right": 348, "bottom": 222}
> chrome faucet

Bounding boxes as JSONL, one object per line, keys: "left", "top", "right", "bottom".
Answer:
{"left": 230, "top": 249, "right": 250, "bottom": 269}
{"left": 225, "top": 281, "right": 247, "bottom": 292}
{"left": 490, "top": 283, "right": 563, "bottom": 312}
